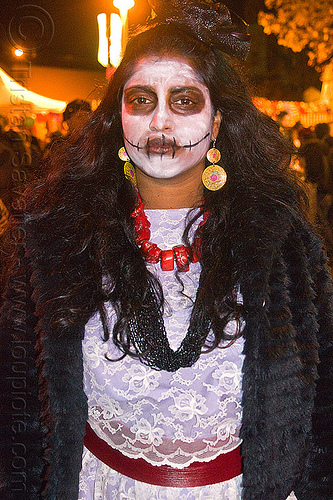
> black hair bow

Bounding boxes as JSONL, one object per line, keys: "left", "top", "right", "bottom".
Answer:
{"left": 148, "top": 0, "right": 251, "bottom": 60}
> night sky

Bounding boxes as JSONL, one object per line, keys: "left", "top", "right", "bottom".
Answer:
{"left": 0, "top": 0, "right": 254, "bottom": 70}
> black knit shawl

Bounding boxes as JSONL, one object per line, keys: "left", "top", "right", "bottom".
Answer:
{"left": 1, "top": 216, "right": 333, "bottom": 499}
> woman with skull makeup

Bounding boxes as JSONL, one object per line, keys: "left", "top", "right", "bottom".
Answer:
{"left": 0, "top": 1, "right": 332, "bottom": 499}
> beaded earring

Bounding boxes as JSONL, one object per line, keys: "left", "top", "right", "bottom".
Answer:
{"left": 118, "top": 146, "right": 137, "bottom": 185}
{"left": 202, "top": 141, "right": 227, "bottom": 191}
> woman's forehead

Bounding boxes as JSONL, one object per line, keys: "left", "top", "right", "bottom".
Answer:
{"left": 123, "top": 55, "right": 208, "bottom": 91}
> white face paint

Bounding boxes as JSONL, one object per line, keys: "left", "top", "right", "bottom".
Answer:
{"left": 121, "top": 56, "right": 217, "bottom": 179}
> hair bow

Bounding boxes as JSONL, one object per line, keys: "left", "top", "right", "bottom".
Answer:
{"left": 147, "top": 0, "right": 251, "bottom": 60}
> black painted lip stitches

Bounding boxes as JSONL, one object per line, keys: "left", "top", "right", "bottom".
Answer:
{"left": 125, "top": 132, "right": 210, "bottom": 159}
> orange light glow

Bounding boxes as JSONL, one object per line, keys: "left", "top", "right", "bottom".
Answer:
{"left": 14, "top": 48, "right": 24, "bottom": 57}
{"left": 113, "top": 0, "right": 135, "bottom": 10}
{"left": 0, "top": 67, "right": 66, "bottom": 113}
{"left": 110, "top": 14, "right": 123, "bottom": 67}
{"left": 97, "top": 13, "right": 108, "bottom": 67}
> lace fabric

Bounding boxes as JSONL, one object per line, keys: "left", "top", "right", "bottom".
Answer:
{"left": 84, "top": 317, "right": 244, "bottom": 467}
{"left": 80, "top": 208, "right": 244, "bottom": 497}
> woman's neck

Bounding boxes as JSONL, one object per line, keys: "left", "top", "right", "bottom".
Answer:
{"left": 136, "top": 164, "right": 204, "bottom": 209}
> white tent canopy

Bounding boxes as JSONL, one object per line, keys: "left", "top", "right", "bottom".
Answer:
{"left": 0, "top": 67, "right": 66, "bottom": 114}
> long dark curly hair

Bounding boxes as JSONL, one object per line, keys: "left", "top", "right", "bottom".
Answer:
{"left": 3, "top": 24, "right": 306, "bottom": 358}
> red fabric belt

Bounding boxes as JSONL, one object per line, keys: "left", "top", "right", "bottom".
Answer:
{"left": 84, "top": 422, "right": 242, "bottom": 487}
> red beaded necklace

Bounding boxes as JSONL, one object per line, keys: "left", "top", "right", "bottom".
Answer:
{"left": 131, "top": 193, "right": 208, "bottom": 272}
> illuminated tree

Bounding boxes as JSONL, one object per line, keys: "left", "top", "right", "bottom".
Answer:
{"left": 258, "top": 0, "right": 333, "bottom": 71}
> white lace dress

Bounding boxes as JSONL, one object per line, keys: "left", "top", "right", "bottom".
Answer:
{"left": 78, "top": 208, "right": 297, "bottom": 500}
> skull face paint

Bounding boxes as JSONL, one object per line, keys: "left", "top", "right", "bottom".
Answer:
{"left": 121, "top": 57, "right": 218, "bottom": 179}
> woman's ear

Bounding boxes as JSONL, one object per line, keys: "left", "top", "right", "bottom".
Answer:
{"left": 212, "top": 110, "right": 222, "bottom": 141}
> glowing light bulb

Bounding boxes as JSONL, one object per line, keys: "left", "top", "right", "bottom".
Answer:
{"left": 14, "top": 48, "right": 24, "bottom": 57}
{"left": 110, "top": 13, "right": 123, "bottom": 67}
{"left": 97, "top": 13, "right": 108, "bottom": 67}
{"left": 113, "top": 0, "right": 134, "bottom": 10}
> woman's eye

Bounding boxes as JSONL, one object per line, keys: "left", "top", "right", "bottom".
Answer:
{"left": 132, "top": 96, "right": 150, "bottom": 105}
{"left": 170, "top": 96, "right": 199, "bottom": 114}
{"left": 170, "top": 89, "right": 205, "bottom": 114}
{"left": 176, "top": 97, "right": 194, "bottom": 106}
{"left": 124, "top": 91, "right": 156, "bottom": 114}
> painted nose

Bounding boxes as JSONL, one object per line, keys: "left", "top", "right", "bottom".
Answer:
{"left": 149, "top": 105, "right": 172, "bottom": 132}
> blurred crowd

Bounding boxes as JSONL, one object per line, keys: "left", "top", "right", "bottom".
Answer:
{"left": 0, "top": 99, "right": 92, "bottom": 235}
{"left": 281, "top": 118, "right": 333, "bottom": 268}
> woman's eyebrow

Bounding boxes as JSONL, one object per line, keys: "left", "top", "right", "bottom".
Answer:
{"left": 124, "top": 85, "right": 156, "bottom": 96}
{"left": 169, "top": 86, "right": 205, "bottom": 95}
